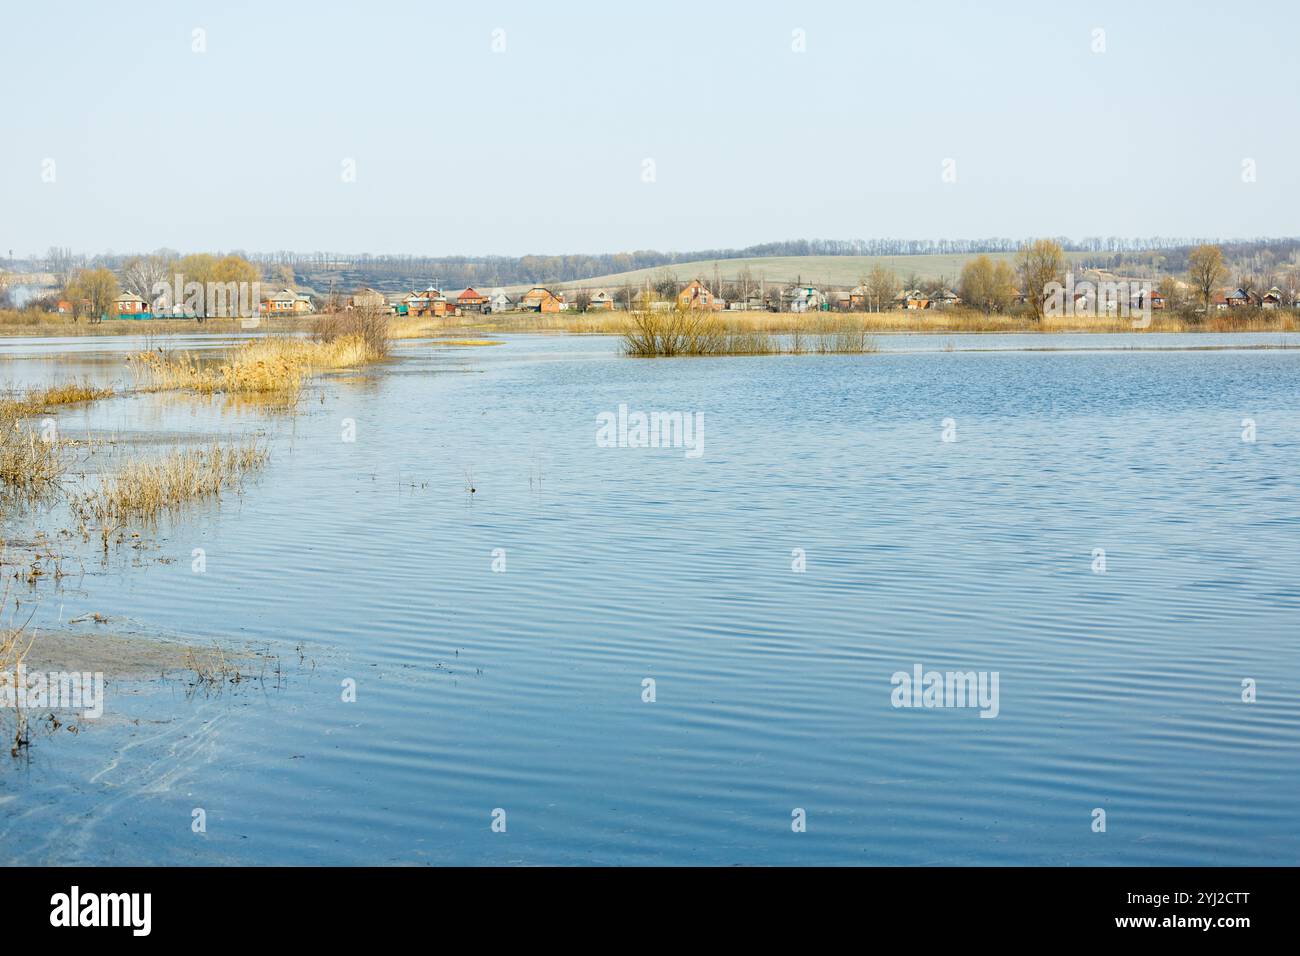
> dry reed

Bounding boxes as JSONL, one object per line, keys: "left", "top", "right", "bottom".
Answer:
{"left": 71, "top": 441, "right": 268, "bottom": 548}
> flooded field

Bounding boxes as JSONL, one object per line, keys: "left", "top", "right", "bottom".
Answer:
{"left": 1, "top": 331, "right": 1298, "bottom": 865}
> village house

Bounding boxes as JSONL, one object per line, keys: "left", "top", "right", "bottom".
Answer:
{"left": 520, "top": 287, "right": 565, "bottom": 312}
{"left": 445, "top": 287, "right": 488, "bottom": 313}
{"left": 261, "top": 288, "right": 313, "bottom": 315}
{"left": 1261, "top": 287, "right": 1284, "bottom": 309}
{"left": 787, "top": 285, "right": 826, "bottom": 313}
{"left": 114, "top": 291, "right": 150, "bottom": 318}
{"left": 1210, "top": 291, "right": 1229, "bottom": 310}
{"left": 404, "top": 286, "right": 448, "bottom": 317}
{"left": 1224, "top": 288, "right": 1252, "bottom": 308}
{"left": 894, "top": 290, "right": 929, "bottom": 310}
{"left": 587, "top": 289, "right": 615, "bottom": 311}
{"left": 486, "top": 289, "right": 513, "bottom": 313}
{"left": 1129, "top": 288, "right": 1165, "bottom": 312}
{"left": 849, "top": 285, "right": 870, "bottom": 311}
{"left": 928, "top": 289, "right": 961, "bottom": 309}
{"left": 677, "top": 279, "right": 721, "bottom": 310}
{"left": 349, "top": 287, "right": 387, "bottom": 311}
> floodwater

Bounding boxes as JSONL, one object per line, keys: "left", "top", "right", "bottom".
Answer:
{"left": 0, "top": 331, "right": 1297, "bottom": 865}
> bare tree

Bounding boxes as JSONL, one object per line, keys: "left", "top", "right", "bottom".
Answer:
{"left": 866, "top": 264, "right": 896, "bottom": 312}
{"left": 1186, "top": 244, "right": 1226, "bottom": 312}
{"left": 1016, "top": 239, "right": 1066, "bottom": 321}
{"left": 121, "top": 254, "right": 172, "bottom": 301}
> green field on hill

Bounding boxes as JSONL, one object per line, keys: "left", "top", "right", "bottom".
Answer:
{"left": 532, "top": 251, "right": 1102, "bottom": 293}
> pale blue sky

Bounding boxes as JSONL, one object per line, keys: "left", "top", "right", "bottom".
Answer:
{"left": 3, "top": 0, "right": 1297, "bottom": 257}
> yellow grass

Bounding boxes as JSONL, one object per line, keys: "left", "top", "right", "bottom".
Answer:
{"left": 0, "top": 310, "right": 319, "bottom": 338}
{"left": 389, "top": 317, "right": 440, "bottom": 339}
{"left": 621, "top": 310, "right": 878, "bottom": 356}
{"left": 468, "top": 307, "right": 1300, "bottom": 337}
{"left": 128, "top": 333, "right": 386, "bottom": 399}
{"left": 0, "top": 411, "right": 65, "bottom": 489}
{"left": 73, "top": 442, "right": 268, "bottom": 545}
{"left": 0, "top": 380, "right": 113, "bottom": 417}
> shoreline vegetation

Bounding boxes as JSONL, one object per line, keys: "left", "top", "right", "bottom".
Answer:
{"left": 2, "top": 313, "right": 392, "bottom": 555}
{"left": 127, "top": 310, "right": 391, "bottom": 400}
{"left": 5, "top": 306, "right": 1300, "bottom": 341}
{"left": 621, "top": 311, "right": 877, "bottom": 356}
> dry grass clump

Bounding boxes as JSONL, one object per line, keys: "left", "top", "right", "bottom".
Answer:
{"left": 0, "top": 624, "right": 32, "bottom": 676}
{"left": 129, "top": 328, "right": 388, "bottom": 399}
{"left": 312, "top": 309, "right": 391, "bottom": 357}
{"left": 0, "top": 410, "right": 65, "bottom": 489}
{"left": 389, "top": 316, "right": 439, "bottom": 340}
{"left": 184, "top": 644, "right": 250, "bottom": 688}
{"left": 0, "top": 380, "right": 113, "bottom": 416}
{"left": 621, "top": 311, "right": 878, "bottom": 356}
{"left": 34, "top": 381, "right": 112, "bottom": 407}
{"left": 72, "top": 441, "right": 267, "bottom": 545}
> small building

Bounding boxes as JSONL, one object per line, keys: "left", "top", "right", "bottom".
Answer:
{"left": 405, "top": 287, "right": 449, "bottom": 317}
{"left": 446, "top": 287, "right": 488, "bottom": 313}
{"left": 1130, "top": 289, "right": 1165, "bottom": 312}
{"left": 587, "top": 289, "right": 616, "bottom": 311}
{"left": 262, "top": 288, "right": 313, "bottom": 315}
{"left": 519, "top": 287, "right": 565, "bottom": 313}
{"left": 928, "top": 289, "right": 961, "bottom": 309}
{"left": 1224, "top": 288, "right": 1252, "bottom": 308}
{"left": 894, "top": 289, "right": 929, "bottom": 310}
{"left": 1261, "top": 287, "right": 1284, "bottom": 310}
{"left": 849, "top": 285, "right": 870, "bottom": 311}
{"left": 486, "top": 289, "right": 513, "bottom": 313}
{"left": 115, "top": 291, "right": 151, "bottom": 318}
{"left": 788, "top": 286, "right": 826, "bottom": 313}
{"left": 350, "top": 287, "right": 387, "bottom": 311}
{"left": 677, "top": 279, "right": 721, "bottom": 310}
{"left": 1210, "top": 291, "right": 1229, "bottom": 311}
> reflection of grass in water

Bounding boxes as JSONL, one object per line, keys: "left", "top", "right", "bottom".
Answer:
{"left": 71, "top": 441, "right": 268, "bottom": 549}
{"left": 0, "top": 592, "right": 36, "bottom": 757}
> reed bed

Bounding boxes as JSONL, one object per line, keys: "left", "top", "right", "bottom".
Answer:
{"left": 475, "top": 306, "right": 1300, "bottom": 337}
{"left": 129, "top": 328, "right": 388, "bottom": 399}
{"left": 620, "top": 311, "right": 878, "bottom": 357}
{"left": 0, "top": 411, "right": 65, "bottom": 489}
{"left": 0, "top": 380, "right": 113, "bottom": 420}
{"left": 71, "top": 441, "right": 267, "bottom": 548}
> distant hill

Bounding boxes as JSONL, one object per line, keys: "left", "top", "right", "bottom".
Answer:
{"left": 524, "top": 251, "right": 1104, "bottom": 294}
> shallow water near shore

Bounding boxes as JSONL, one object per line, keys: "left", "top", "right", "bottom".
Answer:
{"left": 1, "top": 330, "right": 1298, "bottom": 865}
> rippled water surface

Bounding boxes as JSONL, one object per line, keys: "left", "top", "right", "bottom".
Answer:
{"left": 1, "top": 332, "right": 1298, "bottom": 865}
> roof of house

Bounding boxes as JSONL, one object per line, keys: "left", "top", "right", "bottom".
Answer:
{"left": 116, "top": 291, "right": 146, "bottom": 303}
